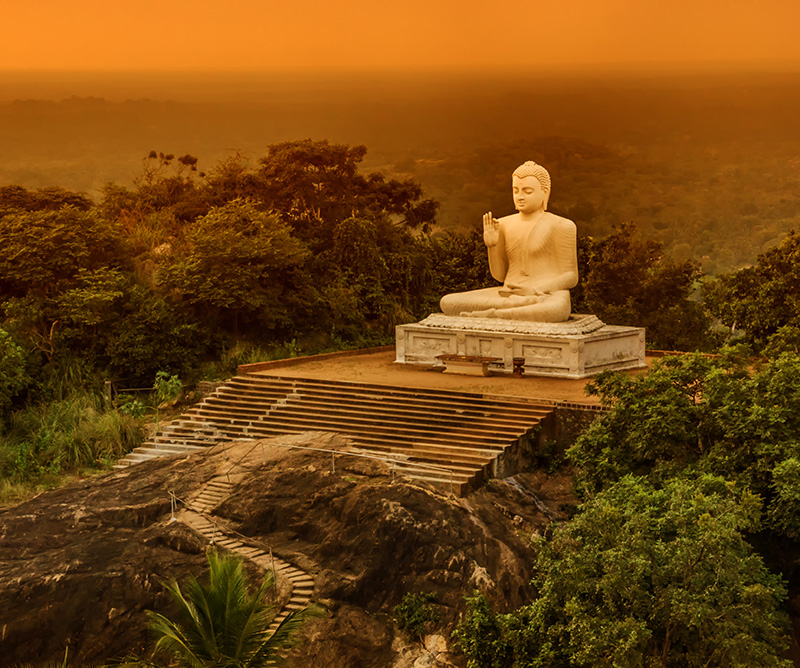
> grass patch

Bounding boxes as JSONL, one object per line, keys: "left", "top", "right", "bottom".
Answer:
{"left": 0, "top": 391, "right": 145, "bottom": 489}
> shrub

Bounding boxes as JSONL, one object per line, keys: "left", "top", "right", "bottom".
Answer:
{"left": 393, "top": 591, "right": 440, "bottom": 641}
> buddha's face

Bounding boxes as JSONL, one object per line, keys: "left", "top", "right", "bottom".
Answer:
{"left": 512, "top": 175, "right": 547, "bottom": 214}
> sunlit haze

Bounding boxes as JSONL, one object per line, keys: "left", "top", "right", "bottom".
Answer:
{"left": 3, "top": 0, "right": 800, "bottom": 72}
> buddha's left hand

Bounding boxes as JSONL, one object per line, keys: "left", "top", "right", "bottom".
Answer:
{"left": 499, "top": 283, "right": 545, "bottom": 297}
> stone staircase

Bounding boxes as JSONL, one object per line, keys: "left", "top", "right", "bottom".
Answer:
{"left": 178, "top": 475, "right": 314, "bottom": 634}
{"left": 117, "top": 374, "right": 554, "bottom": 495}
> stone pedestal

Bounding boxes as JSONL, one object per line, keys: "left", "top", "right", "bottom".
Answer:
{"left": 395, "top": 313, "right": 646, "bottom": 379}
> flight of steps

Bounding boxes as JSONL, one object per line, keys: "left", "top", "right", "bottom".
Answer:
{"left": 180, "top": 481, "right": 314, "bottom": 633}
{"left": 117, "top": 374, "right": 554, "bottom": 495}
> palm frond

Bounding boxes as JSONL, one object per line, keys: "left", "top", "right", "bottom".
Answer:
{"left": 147, "top": 549, "right": 316, "bottom": 668}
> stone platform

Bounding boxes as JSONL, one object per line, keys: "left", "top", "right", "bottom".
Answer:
{"left": 395, "top": 313, "right": 646, "bottom": 379}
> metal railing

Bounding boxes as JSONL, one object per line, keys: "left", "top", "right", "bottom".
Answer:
{"left": 168, "top": 488, "right": 281, "bottom": 606}
{"left": 218, "top": 437, "right": 459, "bottom": 495}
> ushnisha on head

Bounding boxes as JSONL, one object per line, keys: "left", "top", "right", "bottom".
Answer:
{"left": 512, "top": 161, "right": 551, "bottom": 210}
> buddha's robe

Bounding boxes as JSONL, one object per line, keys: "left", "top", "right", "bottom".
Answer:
{"left": 440, "top": 212, "right": 578, "bottom": 322}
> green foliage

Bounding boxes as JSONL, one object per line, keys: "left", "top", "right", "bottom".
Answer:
{"left": 393, "top": 591, "right": 440, "bottom": 641}
{"left": 253, "top": 139, "right": 438, "bottom": 240}
{"left": 117, "top": 395, "right": 147, "bottom": 419}
{"left": 0, "top": 391, "right": 144, "bottom": 482}
{"left": 0, "top": 185, "right": 93, "bottom": 215}
{"left": 427, "top": 229, "right": 494, "bottom": 309}
{"left": 567, "top": 353, "right": 719, "bottom": 493}
{"left": 158, "top": 198, "right": 309, "bottom": 336}
{"left": 763, "top": 324, "right": 800, "bottom": 357}
{"left": 0, "top": 328, "right": 30, "bottom": 421}
{"left": 147, "top": 549, "right": 319, "bottom": 668}
{"left": 706, "top": 231, "right": 800, "bottom": 351}
{"left": 0, "top": 206, "right": 123, "bottom": 300}
{"left": 4, "top": 269, "right": 203, "bottom": 384}
{"left": 529, "top": 475, "right": 790, "bottom": 667}
{"left": 55, "top": 267, "right": 128, "bottom": 327}
{"left": 457, "top": 476, "right": 790, "bottom": 668}
{"left": 576, "top": 223, "right": 710, "bottom": 351}
{"left": 153, "top": 371, "right": 182, "bottom": 405}
{"left": 452, "top": 592, "right": 513, "bottom": 668}
{"left": 569, "top": 351, "right": 800, "bottom": 541}
{"left": 768, "top": 457, "right": 800, "bottom": 541}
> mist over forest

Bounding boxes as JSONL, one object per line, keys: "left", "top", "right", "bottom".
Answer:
{"left": 1, "top": 69, "right": 799, "bottom": 273}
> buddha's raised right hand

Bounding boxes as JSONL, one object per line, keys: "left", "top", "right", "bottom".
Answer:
{"left": 483, "top": 212, "right": 500, "bottom": 247}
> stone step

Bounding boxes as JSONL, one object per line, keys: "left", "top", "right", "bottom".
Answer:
{"left": 180, "top": 504, "right": 316, "bottom": 635}
{"left": 140, "top": 436, "right": 229, "bottom": 450}
{"left": 119, "top": 373, "right": 554, "bottom": 495}
{"left": 186, "top": 424, "right": 508, "bottom": 462}
{"left": 395, "top": 460, "right": 479, "bottom": 478}
{"left": 399, "top": 473, "right": 471, "bottom": 495}
{"left": 150, "top": 421, "right": 512, "bottom": 471}
{"left": 200, "top": 396, "right": 536, "bottom": 436}
{"left": 131, "top": 446, "right": 205, "bottom": 459}
{"left": 347, "top": 434, "right": 504, "bottom": 458}
{"left": 211, "top": 388, "right": 549, "bottom": 422}
{"left": 180, "top": 396, "right": 546, "bottom": 428}
{"left": 237, "top": 374, "right": 551, "bottom": 410}
{"left": 197, "top": 489, "right": 228, "bottom": 498}
{"left": 346, "top": 453, "right": 492, "bottom": 477}
{"left": 191, "top": 409, "right": 522, "bottom": 447}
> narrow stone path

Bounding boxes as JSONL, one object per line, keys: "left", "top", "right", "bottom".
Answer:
{"left": 177, "top": 470, "right": 314, "bottom": 633}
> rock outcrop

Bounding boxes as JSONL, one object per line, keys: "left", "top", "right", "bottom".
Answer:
{"left": 0, "top": 432, "right": 575, "bottom": 667}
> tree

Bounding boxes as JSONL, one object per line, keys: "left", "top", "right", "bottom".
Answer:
{"left": 456, "top": 475, "right": 791, "bottom": 668}
{"left": 576, "top": 224, "right": 709, "bottom": 351}
{"left": 566, "top": 352, "right": 721, "bottom": 494}
{"left": 0, "top": 207, "right": 123, "bottom": 300}
{"left": 567, "top": 351, "right": 800, "bottom": 542}
{"left": 253, "top": 139, "right": 437, "bottom": 241}
{"left": 0, "top": 328, "right": 29, "bottom": 423}
{"left": 452, "top": 592, "right": 513, "bottom": 668}
{"left": 705, "top": 230, "right": 800, "bottom": 351}
{"left": 100, "top": 151, "right": 205, "bottom": 225}
{"left": 104, "top": 286, "right": 205, "bottom": 383}
{"left": 427, "top": 228, "right": 494, "bottom": 309}
{"left": 0, "top": 185, "right": 93, "bottom": 215}
{"left": 158, "top": 199, "right": 310, "bottom": 337}
{"left": 148, "top": 549, "right": 317, "bottom": 668}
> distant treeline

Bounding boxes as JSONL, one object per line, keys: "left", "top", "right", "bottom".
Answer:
{"left": 2, "top": 72, "right": 799, "bottom": 274}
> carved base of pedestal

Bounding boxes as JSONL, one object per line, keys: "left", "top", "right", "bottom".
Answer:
{"left": 395, "top": 314, "right": 646, "bottom": 379}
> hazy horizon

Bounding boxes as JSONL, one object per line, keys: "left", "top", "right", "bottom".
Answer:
{"left": 1, "top": 65, "right": 799, "bottom": 104}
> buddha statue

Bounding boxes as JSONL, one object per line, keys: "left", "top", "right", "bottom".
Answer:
{"left": 439, "top": 161, "right": 578, "bottom": 322}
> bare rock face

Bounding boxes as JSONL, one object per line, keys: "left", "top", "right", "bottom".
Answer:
{"left": 0, "top": 458, "right": 212, "bottom": 665}
{"left": 0, "top": 435, "right": 575, "bottom": 667}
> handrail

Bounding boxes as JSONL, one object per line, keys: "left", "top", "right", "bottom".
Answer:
{"left": 218, "top": 437, "right": 457, "bottom": 495}
{"left": 169, "top": 488, "right": 281, "bottom": 606}
{"left": 148, "top": 383, "right": 460, "bottom": 494}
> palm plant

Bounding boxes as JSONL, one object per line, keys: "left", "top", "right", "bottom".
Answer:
{"left": 147, "top": 549, "right": 316, "bottom": 668}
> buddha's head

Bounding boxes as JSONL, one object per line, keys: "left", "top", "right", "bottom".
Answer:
{"left": 512, "top": 161, "right": 551, "bottom": 212}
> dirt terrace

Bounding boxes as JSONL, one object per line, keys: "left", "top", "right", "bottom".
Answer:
{"left": 239, "top": 346, "right": 655, "bottom": 406}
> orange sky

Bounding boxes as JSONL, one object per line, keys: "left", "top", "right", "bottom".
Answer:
{"left": 3, "top": 0, "right": 800, "bottom": 72}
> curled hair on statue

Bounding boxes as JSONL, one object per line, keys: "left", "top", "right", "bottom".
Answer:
{"left": 513, "top": 161, "right": 551, "bottom": 193}
{"left": 512, "top": 161, "right": 551, "bottom": 209}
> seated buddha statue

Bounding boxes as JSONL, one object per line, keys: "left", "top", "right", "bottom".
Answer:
{"left": 439, "top": 161, "right": 578, "bottom": 322}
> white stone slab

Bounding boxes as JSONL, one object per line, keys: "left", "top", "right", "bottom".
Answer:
{"left": 395, "top": 314, "right": 646, "bottom": 379}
